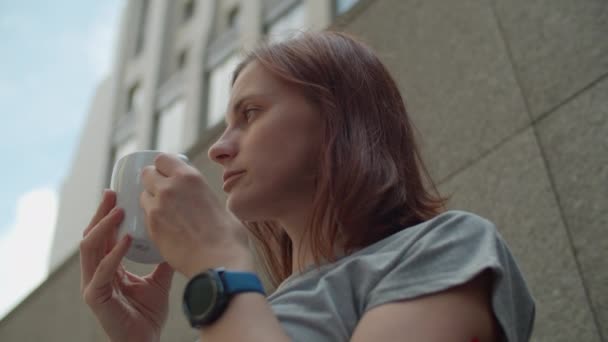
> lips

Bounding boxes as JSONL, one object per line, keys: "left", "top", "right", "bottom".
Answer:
{"left": 223, "top": 170, "right": 245, "bottom": 183}
{"left": 222, "top": 170, "right": 245, "bottom": 191}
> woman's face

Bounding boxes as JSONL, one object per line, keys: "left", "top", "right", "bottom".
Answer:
{"left": 208, "top": 61, "right": 322, "bottom": 222}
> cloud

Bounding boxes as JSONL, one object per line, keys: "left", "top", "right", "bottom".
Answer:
{"left": 0, "top": 1, "right": 123, "bottom": 318}
{"left": 0, "top": 187, "right": 58, "bottom": 319}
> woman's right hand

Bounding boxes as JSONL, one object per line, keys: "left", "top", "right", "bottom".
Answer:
{"left": 80, "top": 190, "right": 175, "bottom": 342}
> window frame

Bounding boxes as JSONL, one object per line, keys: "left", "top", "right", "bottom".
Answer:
{"left": 262, "top": 0, "right": 301, "bottom": 31}
{"left": 182, "top": 0, "right": 195, "bottom": 22}
{"left": 153, "top": 98, "right": 187, "bottom": 153}
{"left": 204, "top": 53, "right": 241, "bottom": 129}
{"left": 133, "top": 0, "right": 150, "bottom": 57}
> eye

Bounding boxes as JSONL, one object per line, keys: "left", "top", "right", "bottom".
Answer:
{"left": 243, "top": 107, "right": 259, "bottom": 122}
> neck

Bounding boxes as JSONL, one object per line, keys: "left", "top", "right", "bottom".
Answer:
{"left": 274, "top": 203, "right": 346, "bottom": 275}
{"left": 280, "top": 222, "right": 347, "bottom": 275}
{"left": 290, "top": 237, "right": 315, "bottom": 274}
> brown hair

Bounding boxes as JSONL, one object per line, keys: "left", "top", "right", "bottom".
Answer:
{"left": 232, "top": 31, "right": 448, "bottom": 288}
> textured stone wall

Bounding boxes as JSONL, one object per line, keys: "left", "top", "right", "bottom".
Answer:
{"left": 338, "top": 0, "right": 607, "bottom": 341}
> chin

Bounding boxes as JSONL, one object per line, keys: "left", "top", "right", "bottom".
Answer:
{"left": 226, "top": 192, "right": 267, "bottom": 222}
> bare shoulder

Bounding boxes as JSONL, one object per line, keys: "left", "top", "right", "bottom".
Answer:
{"left": 351, "top": 270, "right": 500, "bottom": 342}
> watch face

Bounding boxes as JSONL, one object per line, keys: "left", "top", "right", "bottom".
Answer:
{"left": 188, "top": 273, "right": 218, "bottom": 317}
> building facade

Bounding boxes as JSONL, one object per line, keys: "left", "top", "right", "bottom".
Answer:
{"left": 49, "top": 0, "right": 346, "bottom": 271}
{"left": 2, "top": 0, "right": 607, "bottom": 341}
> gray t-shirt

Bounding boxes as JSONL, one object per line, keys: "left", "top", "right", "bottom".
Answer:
{"left": 267, "top": 210, "right": 535, "bottom": 341}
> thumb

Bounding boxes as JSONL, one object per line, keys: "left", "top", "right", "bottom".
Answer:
{"left": 150, "top": 262, "right": 174, "bottom": 292}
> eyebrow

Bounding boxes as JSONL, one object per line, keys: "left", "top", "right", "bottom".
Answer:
{"left": 224, "top": 93, "right": 271, "bottom": 125}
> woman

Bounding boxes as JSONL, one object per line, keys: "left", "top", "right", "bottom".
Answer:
{"left": 80, "top": 31, "right": 535, "bottom": 342}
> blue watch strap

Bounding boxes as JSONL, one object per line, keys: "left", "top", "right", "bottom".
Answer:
{"left": 220, "top": 270, "right": 265, "bottom": 296}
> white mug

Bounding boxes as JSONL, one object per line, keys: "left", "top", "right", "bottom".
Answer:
{"left": 110, "top": 150, "right": 189, "bottom": 264}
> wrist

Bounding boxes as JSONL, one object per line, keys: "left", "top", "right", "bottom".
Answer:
{"left": 183, "top": 246, "right": 255, "bottom": 279}
{"left": 183, "top": 268, "right": 266, "bottom": 329}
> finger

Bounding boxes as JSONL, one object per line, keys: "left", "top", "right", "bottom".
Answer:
{"left": 154, "top": 153, "right": 189, "bottom": 177}
{"left": 139, "top": 189, "right": 156, "bottom": 218}
{"left": 83, "top": 190, "right": 116, "bottom": 237}
{"left": 141, "top": 165, "right": 167, "bottom": 196}
{"left": 148, "top": 262, "right": 175, "bottom": 293}
{"left": 80, "top": 207, "right": 125, "bottom": 288}
{"left": 88, "top": 235, "right": 132, "bottom": 295}
{"left": 139, "top": 190, "right": 165, "bottom": 242}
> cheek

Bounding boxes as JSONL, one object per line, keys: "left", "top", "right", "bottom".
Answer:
{"left": 258, "top": 152, "right": 317, "bottom": 213}
{"left": 228, "top": 97, "right": 322, "bottom": 208}
{"left": 227, "top": 129, "right": 318, "bottom": 219}
{"left": 256, "top": 130, "right": 318, "bottom": 186}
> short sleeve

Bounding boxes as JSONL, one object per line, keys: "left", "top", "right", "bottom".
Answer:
{"left": 364, "top": 211, "right": 535, "bottom": 342}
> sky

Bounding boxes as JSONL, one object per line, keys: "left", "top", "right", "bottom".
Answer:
{"left": 0, "top": 0, "right": 124, "bottom": 320}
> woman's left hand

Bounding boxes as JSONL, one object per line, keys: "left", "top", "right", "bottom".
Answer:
{"left": 140, "top": 153, "right": 253, "bottom": 278}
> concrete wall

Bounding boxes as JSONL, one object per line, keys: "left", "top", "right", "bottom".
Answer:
{"left": 1, "top": 0, "right": 606, "bottom": 341}
{"left": 49, "top": 78, "right": 115, "bottom": 272}
{"left": 337, "top": 0, "right": 607, "bottom": 341}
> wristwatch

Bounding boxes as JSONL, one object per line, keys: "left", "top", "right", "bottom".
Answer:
{"left": 182, "top": 267, "right": 265, "bottom": 328}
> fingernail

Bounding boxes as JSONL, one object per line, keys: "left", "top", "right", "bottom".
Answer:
{"left": 123, "top": 234, "right": 132, "bottom": 246}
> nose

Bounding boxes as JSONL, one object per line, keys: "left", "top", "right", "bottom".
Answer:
{"left": 208, "top": 132, "right": 238, "bottom": 165}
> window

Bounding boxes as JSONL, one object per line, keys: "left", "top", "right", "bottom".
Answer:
{"left": 134, "top": 0, "right": 149, "bottom": 56}
{"left": 336, "top": 0, "right": 359, "bottom": 15}
{"left": 262, "top": 0, "right": 286, "bottom": 14}
{"left": 178, "top": 49, "right": 188, "bottom": 70}
{"left": 127, "top": 83, "right": 143, "bottom": 114}
{"left": 183, "top": 0, "right": 195, "bottom": 21}
{"left": 209, "top": 3, "right": 240, "bottom": 40}
{"left": 107, "top": 137, "right": 137, "bottom": 196}
{"left": 155, "top": 99, "right": 186, "bottom": 153}
{"left": 266, "top": 2, "right": 307, "bottom": 43}
{"left": 207, "top": 54, "right": 241, "bottom": 128}
{"left": 228, "top": 6, "right": 240, "bottom": 29}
